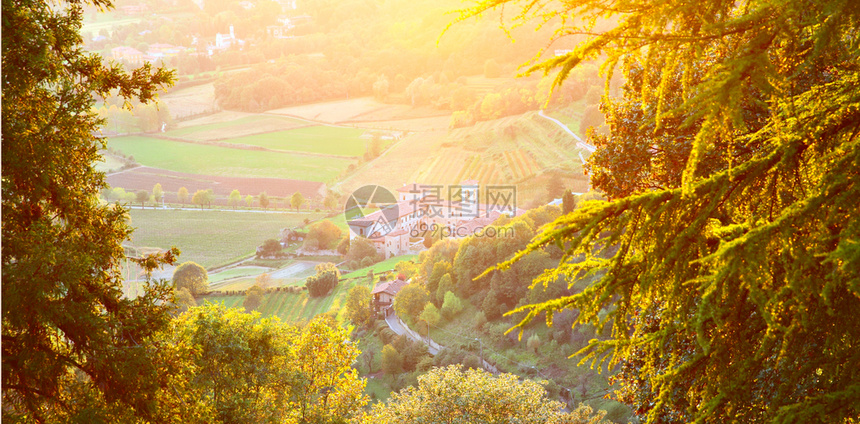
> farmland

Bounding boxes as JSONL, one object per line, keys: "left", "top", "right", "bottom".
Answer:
{"left": 200, "top": 254, "right": 417, "bottom": 323}
{"left": 217, "top": 126, "right": 368, "bottom": 157}
{"left": 126, "top": 208, "right": 325, "bottom": 268}
{"left": 267, "top": 97, "right": 446, "bottom": 125}
{"left": 160, "top": 83, "right": 217, "bottom": 118}
{"left": 362, "top": 112, "right": 590, "bottom": 200}
{"left": 163, "top": 115, "right": 308, "bottom": 141}
{"left": 106, "top": 166, "right": 326, "bottom": 199}
{"left": 107, "top": 136, "right": 355, "bottom": 181}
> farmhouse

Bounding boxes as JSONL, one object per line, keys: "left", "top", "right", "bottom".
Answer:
{"left": 371, "top": 277, "right": 408, "bottom": 315}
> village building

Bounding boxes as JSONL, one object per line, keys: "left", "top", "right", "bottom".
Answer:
{"left": 371, "top": 277, "right": 408, "bottom": 315}
{"left": 208, "top": 25, "right": 245, "bottom": 55}
{"left": 347, "top": 180, "right": 525, "bottom": 258}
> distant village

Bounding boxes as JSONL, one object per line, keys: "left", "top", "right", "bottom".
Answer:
{"left": 107, "top": 0, "right": 310, "bottom": 65}
{"left": 347, "top": 180, "right": 526, "bottom": 260}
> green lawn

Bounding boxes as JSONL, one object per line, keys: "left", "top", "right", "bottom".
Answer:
{"left": 108, "top": 136, "right": 354, "bottom": 182}
{"left": 341, "top": 254, "right": 417, "bottom": 279}
{"left": 223, "top": 126, "right": 367, "bottom": 157}
{"left": 127, "top": 209, "right": 326, "bottom": 268}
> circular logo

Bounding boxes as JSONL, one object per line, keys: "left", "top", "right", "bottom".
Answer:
{"left": 344, "top": 185, "right": 399, "bottom": 238}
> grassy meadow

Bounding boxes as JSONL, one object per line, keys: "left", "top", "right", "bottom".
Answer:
{"left": 223, "top": 126, "right": 367, "bottom": 157}
{"left": 108, "top": 136, "right": 354, "bottom": 181}
{"left": 163, "top": 115, "right": 307, "bottom": 141}
{"left": 127, "top": 208, "right": 326, "bottom": 268}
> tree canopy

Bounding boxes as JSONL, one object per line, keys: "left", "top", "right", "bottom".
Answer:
{"left": 2, "top": 0, "right": 176, "bottom": 419}
{"left": 156, "top": 304, "right": 367, "bottom": 423}
{"left": 460, "top": 0, "right": 860, "bottom": 422}
{"left": 359, "top": 365, "right": 611, "bottom": 424}
{"left": 173, "top": 262, "right": 209, "bottom": 296}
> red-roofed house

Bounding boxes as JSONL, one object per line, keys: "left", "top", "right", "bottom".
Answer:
{"left": 371, "top": 278, "right": 408, "bottom": 314}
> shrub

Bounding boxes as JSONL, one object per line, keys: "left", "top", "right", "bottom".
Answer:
{"left": 441, "top": 291, "right": 464, "bottom": 319}
{"left": 305, "top": 263, "right": 340, "bottom": 297}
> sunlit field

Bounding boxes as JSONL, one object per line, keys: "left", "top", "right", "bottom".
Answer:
{"left": 108, "top": 136, "right": 355, "bottom": 181}
{"left": 220, "top": 126, "right": 368, "bottom": 157}
{"left": 163, "top": 115, "right": 308, "bottom": 141}
{"left": 126, "top": 208, "right": 326, "bottom": 268}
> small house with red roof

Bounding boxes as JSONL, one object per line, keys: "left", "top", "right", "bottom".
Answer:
{"left": 371, "top": 277, "right": 408, "bottom": 314}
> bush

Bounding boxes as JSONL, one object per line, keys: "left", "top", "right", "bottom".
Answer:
{"left": 259, "top": 238, "right": 283, "bottom": 258}
{"left": 305, "top": 263, "right": 340, "bottom": 297}
{"left": 381, "top": 344, "right": 402, "bottom": 375}
{"left": 441, "top": 291, "right": 464, "bottom": 319}
{"left": 303, "top": 238, "right": 319, "bottom": 251}
{"left": 346, "top": 237, "right": 379, "bottom": 264}
{"left": 378, "top": 327, "right": 397, "bottom": 345}
{"left": 360, "top": 256, "right": 374, "bottom": 268}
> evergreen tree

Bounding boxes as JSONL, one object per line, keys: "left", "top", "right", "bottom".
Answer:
{"left": 2, "top": 0, "right": 176, "bottom": 419}
{"left": 460, "top": 0, "right": 860, "bottom": 422}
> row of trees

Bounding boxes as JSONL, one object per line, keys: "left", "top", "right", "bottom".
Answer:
{"left": 104, "top": 183, "right": 317, "bottom": 211}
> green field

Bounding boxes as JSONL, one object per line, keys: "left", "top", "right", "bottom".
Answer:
{"left": 127, "top": 209, "right": 326, "bottom": 268}
{"left": 163, "top": 115, "right": 304, "bottom": 138}
{"left": 342, "top": 254, "right": 417, "bottom": 279}
{"left": 108, "top": 136, "right": 354, "bottom": 181}
{"left": 223, "top": 126, "right": 367, "bottom": 157}
{"left": 200, "top": 273, "right": 378, "bottom": 323}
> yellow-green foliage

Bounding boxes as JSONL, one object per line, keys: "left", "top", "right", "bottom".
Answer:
{"left": 359, "top": 365, "right": 611, "bottom": 423}
{"left": 463, "top": 0, "right": 860, "bottom": 422}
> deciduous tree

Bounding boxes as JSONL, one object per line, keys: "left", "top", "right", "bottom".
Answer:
{"left": 359, "top": 365, "right": 610, "bottom": 424}
{"left": 154, "top": 305, "right": 367, "bottom": 423}
{"left": 306, "top": 263, "right": 340, "bottom": 297}
{"left": 178, "top": 186, "right": 189, "bottom": 204}
{"left": 419, "top": 302, "right": 441, "bottom": 328}
{"left": 345, "top": 285, "right": 373, "bottom": 328}
{"left": 229, "top": 189, "right": 242, "bottom": 208}
{"left": 306, "top": 219, "right": 343, "bottom": 250}
{"left": 440, "top": 291, "right": 464, "bottom": 320}
{"left": 172, "top": 261, "right": 209, "bottom": 296}
{"left": 380, "top": 344, "right": 403, "bottom": 375}
{"left": 137, "top": 189, "right": 150, "bottom": 207}
{"left": 192, "top": 189, "right": 213, "bottom": 209}
{"left": 259, "top": 191, "right": 270, "bottom": 210}
{"left": 243, "top": 284, "right": 265, "bottom": 311}
{"left": 394, "top": 283, "right": 429, "bottom": 322}
{"left": 290, "top": 191, "right": 304, "bottom": 211}
{"left": 152, "top": 183, "right": 164, "bottom": 206}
